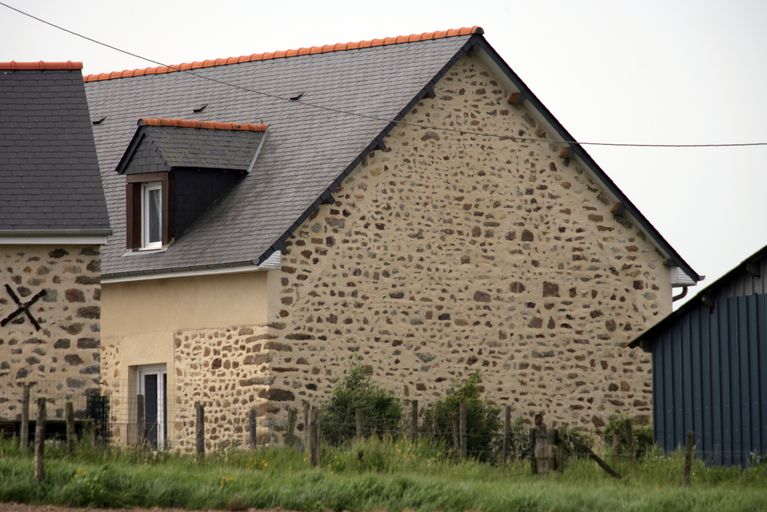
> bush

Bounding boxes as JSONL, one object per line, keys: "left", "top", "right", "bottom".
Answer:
{"left": 602, "top": 415, "right": 654, "bottom": 459}
{"left": 320, "top": 365, "right": 402, "bottom": 445}
{"left": 421, "top": 372, "right": 500, "bottom": 460}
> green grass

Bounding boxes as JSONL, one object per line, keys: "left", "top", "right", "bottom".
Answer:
{"left": 0, "top": 438, "right": 766, "bottom": 511}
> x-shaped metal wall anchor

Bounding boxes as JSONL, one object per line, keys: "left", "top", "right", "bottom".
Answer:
{"left": 1, "top": 284, "right": 46, "bottom": 331}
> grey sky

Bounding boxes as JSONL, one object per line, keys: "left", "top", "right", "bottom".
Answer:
{"left": 2, "top": 0, "right": 765, "bottom": 305}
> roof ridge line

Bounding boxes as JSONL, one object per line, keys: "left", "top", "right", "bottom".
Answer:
{"left": 0, "top": 61, "right": 83, "bottom": 71}
{"left": 84, "top": 26, "right": 482, "bottom": 82}
{"left": 139, "top": 118, "right": 268, "bottom": 132}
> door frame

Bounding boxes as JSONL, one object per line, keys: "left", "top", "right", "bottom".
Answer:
{"left": 137, "top": 364, "right": 167, "bottom": 449}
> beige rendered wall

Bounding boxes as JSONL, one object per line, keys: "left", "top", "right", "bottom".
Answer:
{"left": 259, "top": 53, "right": 672, "bottom": 437}
{"left": 0, "top": 244, "right": 101, "bottom": 420}
{"left": 100, "top": 270, "right": 270, "bottom": 446}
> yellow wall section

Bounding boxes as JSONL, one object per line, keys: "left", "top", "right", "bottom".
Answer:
{"left": 100, "top": 270, "right": 269, "bottom": 444}
{"left": 102, "top": 270, "right": 270, "bottom": 334}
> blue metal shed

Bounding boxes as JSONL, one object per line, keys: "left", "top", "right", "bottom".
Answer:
{"left": 630, "top": 245, "right": 767, "bottom": 466}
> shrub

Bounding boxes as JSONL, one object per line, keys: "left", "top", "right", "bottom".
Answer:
{"left": 602, "top": 415, "right": 654, "bottom": 459}
{"left": 319, "top": 365, "right": 402, "bottom": 445}
{"left": 421, "top": 372, "right": 500, "bottom": 460}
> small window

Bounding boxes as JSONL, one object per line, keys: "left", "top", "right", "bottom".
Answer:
{"left": 141, "top": 182, "right": 162, "bottom": 250}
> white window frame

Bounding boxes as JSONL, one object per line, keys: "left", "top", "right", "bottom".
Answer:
{"left": 141, "top": 182, "right": 163, "bottom": 250}
{"left": 137, "top": 364, "right": 167, "bottom": 449}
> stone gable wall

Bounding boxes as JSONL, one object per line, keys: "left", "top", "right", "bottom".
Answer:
{"left": 113, "top": 53, "right": 673, "bottom": 451}
{"left": 256, "top": 53, "right": 669, "bottom": 438}
{"left": 0, "top": 245, "right": 101, "bottom": 420}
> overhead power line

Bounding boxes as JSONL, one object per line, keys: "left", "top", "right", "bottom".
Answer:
{"left": 3, "top": 0, "right": 767, "bottom": 149}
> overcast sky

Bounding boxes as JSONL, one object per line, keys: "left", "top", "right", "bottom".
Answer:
{"left": 2, "top": 0, "right": 765, "bottom": 305}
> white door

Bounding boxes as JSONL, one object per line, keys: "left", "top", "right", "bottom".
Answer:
{"left": 138, "top": 365, "right": 167, "bottom": 449}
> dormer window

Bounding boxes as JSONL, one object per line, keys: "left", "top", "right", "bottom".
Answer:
{"left": 125, "top": 173, "right": 170, "bottom": 251}
{"left": 115, "top": 118, "right": 268, "bottom": 253}
{"left": 141, "top": 182, "right": 162, "bottom": 250}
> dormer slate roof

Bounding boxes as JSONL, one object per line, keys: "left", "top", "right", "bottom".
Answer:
{"left": 84, "top": 27, "right": 700, "bottom": 281}
{"left": 117, "top": 118, "right": 268, "bottom": 174}
{"left": 0, "top": 62, "right": 110, "bottom": 236}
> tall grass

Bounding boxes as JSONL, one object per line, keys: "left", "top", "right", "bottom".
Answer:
{"left": 0, "top": 437, "right": 765, "bottom": 511}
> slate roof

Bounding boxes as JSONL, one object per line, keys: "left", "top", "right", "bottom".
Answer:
{"left": 86, "top": 28, "right": 480, "bottom": 278}
{"left": 0, "top": 62, "right": 110, "bottom": 235}
{"left": 84, "top": 27, "right": 699, "bottom": 281}
{"left": 117, "top": 119, "right": 268, "bottom": 174}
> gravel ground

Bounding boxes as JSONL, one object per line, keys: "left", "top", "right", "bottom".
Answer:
{"left": 0, "top": 504, "right": 291, "bottom": 512}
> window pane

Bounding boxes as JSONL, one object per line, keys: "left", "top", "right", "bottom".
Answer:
{"left": 148, "top": 188, "right": 161, "bottom": 243}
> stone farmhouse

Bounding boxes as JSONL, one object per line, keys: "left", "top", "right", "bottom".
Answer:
{"left": 0, "top": 61, "right": 110, "bottom": 423}
{"left": 82, "top": 27, "right": 701, "bottom": 451}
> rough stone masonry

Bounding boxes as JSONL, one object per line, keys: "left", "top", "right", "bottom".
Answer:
{"left": 153, "top": 53, "right": 671, "bottom": 450}
{"left": 0, "top": 245, "right": 101, "bottom": 421}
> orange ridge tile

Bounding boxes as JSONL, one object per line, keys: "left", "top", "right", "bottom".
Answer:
{"left": 138, "top": 118, "right": 269, "bottom": 132}
{"left": 84, "top": 26, "right": 482, "bottom": 82}
{"left": 0, "top": 61, "right": 83, "bottom": 71}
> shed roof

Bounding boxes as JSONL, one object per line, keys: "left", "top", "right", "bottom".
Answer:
{"left": 0, "top": 62, "right": 110, "bottom": 236}
{"left": 629, "top": 243, "right": 767, "bottom": 348}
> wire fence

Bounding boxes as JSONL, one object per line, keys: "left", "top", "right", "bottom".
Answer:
{"left": 2, "top": 388, "right": 765, "bottom": 468}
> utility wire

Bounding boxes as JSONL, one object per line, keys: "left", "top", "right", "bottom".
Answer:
{"left": 3, "top": 0, "right": 767, "bottom": 149}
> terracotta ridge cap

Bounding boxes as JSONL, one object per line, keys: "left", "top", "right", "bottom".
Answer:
{"left": 84, "top": 26, "right": 482, "bottom": 82}
{"left": 138, "top": 118, "right": 269, "bottom": 132}
{"left": 0, "top": 61, "right": 83, "bottom": 71}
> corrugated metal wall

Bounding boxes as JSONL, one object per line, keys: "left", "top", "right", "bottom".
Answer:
{"left": 652, "top": 293, "right": 767, "bottom": 465}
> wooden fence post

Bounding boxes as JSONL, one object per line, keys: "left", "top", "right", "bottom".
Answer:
{"left": 626, "top": 418, "right": 635, "bottom": 462}
{"left": 248, "top": 407, "right": 257, "bottom": 449}
{"left": 684, "top": 431, "right": 694, "bottom": 486}
{"left": 65, "top": 401, "right": 76, "bottom": 454}
{"left": 20, "top": 384, "right": 30, "bottom": 454}
{"left": 533, "top": 413, "right": 554, "bottom": 475}
{"left": 355, "top": 408, "right": 363, "bottom": 440}
{"left": 303, "top": 403, "right": 310, "bottom": 452}
{"left": 451, "top": 416, "right": 460, "bottom": 455}
{"left": 83, "top": 419, "right": 96, "bottom": 448}
{"left": 315, "top": 410, "right": 321, "bottom": 466}
{"left": 569, "top": 435, "right": 622, "bottom": 480}
{"left": 530, "top": 422, "right": 537, "bottom": 475}
{"left": 136, "top": 394, "right": 145, "bottom": 447}
{"left": 555, "top": 427, "right": 566, "bottom": 472}
{"left": 502, "top": 405, "right": 510, "bottom": 462}
{"left": 195, "top": 402, "right": 205, "bottom": 462}
{"left": 286, "top": 408, "right": 297, "bottom": 446}
{"left": 459, "top": 402, "right": 467, "bottom": 458}
{"left": 34, "top": 398, "right": 45, "bottom": 483}
{"left": 309, "top": 409, "right": 319, "bottom": 467}
{"left": 612, "top": 430, "right": 621, "bottom": 454}
{"left": 410, "top": 400, "right": 418, "bottom": 443}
